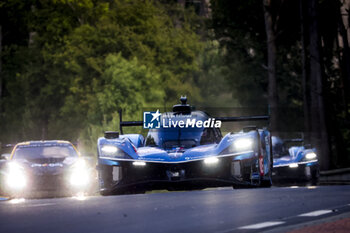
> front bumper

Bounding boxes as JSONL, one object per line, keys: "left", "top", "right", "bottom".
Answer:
{"left": 272, "top": 161, "right": 319, "bottom": 182}
{"left": 3, "top": 172, "right": 92, "bottom": 197}
{"left": 98, "top": 153, "right": 260, "bottom": 192}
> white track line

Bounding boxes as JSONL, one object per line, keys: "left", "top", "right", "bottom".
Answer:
{"left": 298, "top": 210, "right": 333, "bottom": 217}
{"left": 238, "top": 221, "right": 285, "bottom": 229}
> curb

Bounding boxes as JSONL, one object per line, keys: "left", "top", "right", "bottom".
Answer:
{"left": 262, "top": 211, "right": 350, "bottom": 233}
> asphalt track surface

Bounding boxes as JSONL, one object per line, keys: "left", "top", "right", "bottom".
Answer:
{"left": 1, "top": 185, "right": 350, "bottom": 233}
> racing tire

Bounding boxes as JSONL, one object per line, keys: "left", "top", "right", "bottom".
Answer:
{"left": 259, "top": 168, "right": 272, "bottom": 188}
{"left": 122, "top": 189, "right": 146, "bottom": 195}
{"left": 259, "top": 178, "right": 272, "bottom": 188}
{"left": 233, "top": 166, "right": 261, "bottom": 189}
{"left": 232, "top": 184, "right": 256, "bottom": 189}
{"left": 99, "top": 189, "right": 112, "bottom": 196}
{"left": 100, "top": 188, "right": 146, "bottom": 196}
{"left": 310, "top": 169, "right": 320, "bottom": 186}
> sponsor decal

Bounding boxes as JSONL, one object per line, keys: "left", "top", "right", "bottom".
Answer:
{"left": 31, "top": 163, "right": 63, "bottom": 167}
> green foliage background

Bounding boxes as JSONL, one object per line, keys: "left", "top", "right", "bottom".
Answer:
{"left": 1, "top": 0, "right": 349, "bottom": 167}
{"left": 0, "top": 0, "right": 209, "bottom": 153}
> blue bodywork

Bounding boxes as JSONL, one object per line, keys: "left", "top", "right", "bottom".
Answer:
{"left": 97, "top": 100, "right": 272, "bottom": 194}
{"left": 272, "top": 137, "right": 319, "bottom": 183}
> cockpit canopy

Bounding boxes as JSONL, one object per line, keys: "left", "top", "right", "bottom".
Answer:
{"left": 145, "top": 111, "right": 221, "bottom": 149}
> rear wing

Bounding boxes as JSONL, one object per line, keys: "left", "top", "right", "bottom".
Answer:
{"left": 215, "top": 115, "right": 269, "bottom": 122}
{"left": 216, "top": 116, "right": 270, "bottom": 133}
{"left": 118, "top": 110, "right": 269, "bottom": 135}
{"left": 284, "top": 138, "right": 303, "bottom": 143}
{"left": 283, "top": 138, "right": 306, "bottom": 147}
{"left": 119, "top": 110, "right": 142, "bottom": 135}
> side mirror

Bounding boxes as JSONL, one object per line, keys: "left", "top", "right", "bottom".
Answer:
{"left": 1, "top": 153, "right": 11, "bottom": 160}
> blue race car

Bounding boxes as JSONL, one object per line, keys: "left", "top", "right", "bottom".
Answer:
{"left": 272, "top": 136, "right": 319, "bottom": 185}
{"left": 97, "top": 97, "right": 273, "bottom": 195}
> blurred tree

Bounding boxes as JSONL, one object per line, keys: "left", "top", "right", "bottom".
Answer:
{"left": 210, "top": 0, "right": 302, "bottom": 130}
{"left": 0, "top": 0, "right": 204, "bottom": 153}
{"left": 0, "top": 25, "right": 2, "bottom": 114}
{"left": 210, "top": 0, "right": 267, "bottom": 107}
{"left": 307, "top": 0, "right": 330, "bottom": 170}
{"left": 263, "top": 0, "right": 279, "bottom": 133}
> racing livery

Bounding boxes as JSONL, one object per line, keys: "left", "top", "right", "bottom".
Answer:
{"left": 0, "top": 140, "right": 93, "bottom": 197}
{"left": 97, "top": 97, "right": 273, "bottom": 195}
{"left": 272, "top": 136, "right": 319, "bottom": 184}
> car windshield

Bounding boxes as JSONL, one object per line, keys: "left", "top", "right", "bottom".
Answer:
{"left": 13, "top": 144, "right": 78, "bottom": 160}
{"left": 272, "top": 136, "right": 290, "bottom": 158}
{"left": 145, "top": 127, "right": 219, "bottom": 149}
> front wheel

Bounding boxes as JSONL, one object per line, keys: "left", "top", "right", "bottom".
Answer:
{"left": 99, "top": 189, "right": 112, "bottom": 196}
{"left": 259, "top": 178, "right": 272, "bottom": 188}
{"left": 310, "top": 168, "right": 319, "bottom": 186}
{"left": 232, "top": 184, "right": 256, "bottom": 189}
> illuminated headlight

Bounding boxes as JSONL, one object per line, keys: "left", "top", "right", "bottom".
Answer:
{"left": 289, "top": 163, "right": 299, "bottom": 168}
{"left": 70, "top": 159, "right": 89, "bottom": 187}
{"left": 133, "top": 161, "right": 146, "bottom": 166}
{"left": 204, "top": 157, "right": 219, "bottom": 165}
{"left": 234, "top": 138, "right": 253, "bottom": 150}
{"left": 70, "top": 172, "right": 89, "bottom": 187}
{"left": 6, "top": 162, "right": 27, "bottom": 190}
{"left": 305, "top": 152, "right": 317, "bottom": 160}
{"left": 101, "top": 145, "right": 118, "bottom": 154}
{"left": 100, "top": 145, "right": 128, "bottom": 158}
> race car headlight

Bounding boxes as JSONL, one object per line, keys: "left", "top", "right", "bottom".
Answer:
{"left": 204, "top": 157, "right": 219, "bottom": 165}
{"left": 101, "top": 145, "right": 118, "bottom": 154}
{"left": 100, "top": 145, "right": 129, "bottom": 158}
{"left": 234, "top": 138, "right": 253, "bottom": 151}
{"left": 133, "top": 161, "right": 146, "bottom": 166}
{"left": 6, "top": 162, "right": 27, "bottom": 190}
{"left": 219, "top": 137, "right": 254, "bottom": 156}
{"left": 289, "top": 163, "right": 299, "bottom": 168}
{"left": 69, "top": 159, "right": 89, "bottom": 187}
{"left": 305, "top": 152, "right": 317, "bottom": 160}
